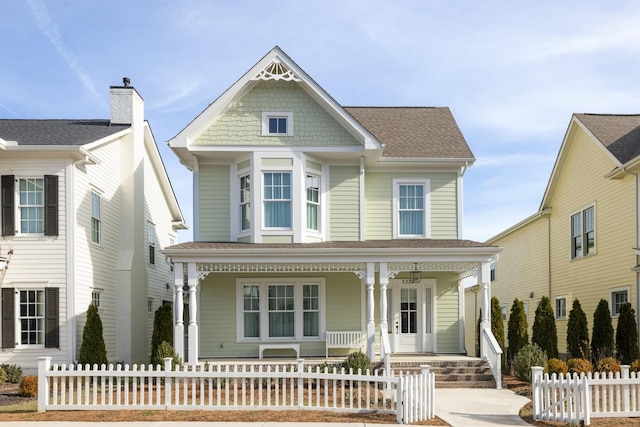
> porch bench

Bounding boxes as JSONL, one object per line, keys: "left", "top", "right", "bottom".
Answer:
{"left": 258, "top": 343, "right": 300, "bottom": 359}
{"left": 326, "top": 331, "right": 365, "bottom": 358}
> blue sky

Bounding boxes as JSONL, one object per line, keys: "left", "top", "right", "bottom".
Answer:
{"left": 3, "top": 0, "right": 640, "bottom": 243}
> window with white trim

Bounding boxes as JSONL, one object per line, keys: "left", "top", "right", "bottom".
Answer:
{"left": 148, "top": 223, "right": 156, "bottom": 265}
{"left": 610, "top": 287, "right": 629, "bottom": 317}
{"left": 571, "top": 205, "right": 595, "bottom": 259}
{"left": 91, "top": 190, "right": 101, "bottom": 244}
{"left": 91, "top": 291, "right": 101, "bottom": 308}
{"left": 393, "top": 179, "right": 430, "bottom": 238}
{"left": 237, "top": 279, "right": 325, "bottom": 341}
{"left": 18, "top": 178, "right": 45, "bottom": 234}
{"left": 263, "top": 172, "right": 291, "bottom": 228}
{"left": 18, "top": 289, "right": 45, "bottom": 346}
{"left": 500, "top": 304, "right": 507, "bottom": 321}
{"left": 240, "top": 174, "right": 251, "bottom": 231}
{"left": 306, "top": 174, "right": 320, "bottom": 231}
{"left": 555, "top": 297, "right": 567, "bottom": 319}
{"left": 261, "top": 112, "right": 293, "bottom": 136}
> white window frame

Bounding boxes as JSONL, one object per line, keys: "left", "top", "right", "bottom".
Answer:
{"left": 555, "top": 296, "right": 567, "bottom": 320}
{"left": 262, "top": 171, "right": 292, "bottom": 230}
{"left": 16, "top": 177, "right": 45, "bottom": 235}
{"left": 610, "top": 286, "right": 630, "bottom": 317}
{"left": 148, "top": 222, "right": 156, "bottom": 265}
{"left": 235, "top": 278, "right": 326, "bottom": 342}
{"left": 261, "top": 112, "right": 293, "bottom": 136}
{"left": 500, "top": 304, "right": 507, "bottom": 321}
{"left": 570, "top": 204, "right": 596, "bottom": 259}
{"left": 15, "top": 287, "right": 46, "bottom": 348}
{"left": 306, "top": 173, "right": 321, "bottom": 232}
{"left": 393, "top": 178, "right": 431, "bottom": 238}
{"left": 90, "top": 189, "right": 102, "bottom": 245}
{"left": 239, "top": 173, "right": 251, "bottom": 232}
{"left": 91, "top": 290, "right": 101, "bottom": 308}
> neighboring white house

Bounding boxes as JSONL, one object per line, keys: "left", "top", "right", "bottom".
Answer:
{"left": 164, "top": 47, "right": 501, "bottom": 365}
{"left": 0, "top": 80, "right": 186, "bottom": 368}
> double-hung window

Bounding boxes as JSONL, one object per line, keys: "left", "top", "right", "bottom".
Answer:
{"left": 1, "top": 175, "right": 58, "bottom": 237}
{"left": 394, "top": 179, "right": 430, "bottom": 238}
{"left": 611, "top": 287, "right": 629, "bottom": 316}
{"left": 263, "top": 172, "right": 291, "bottom": 228}
{"left": 19, "top": 178, "right": 44, "bottom": 234}
{"left": 19, "top": 289, "right": 45, "bottom": 345}
{"left": 91, "top": 190, "right": 101, "bottom": 244}
{"left": 2, "top": 287, "right": 59, "bottom": 349}
{"left": 555, "top": 297, "right": 567, "bottom": 319}
{"left": 571, "top": 206, "right": 595, "bottom": 259}
{"left": 148, "top": 223, "right": 156, "bottom": 265}
{"left": 240, "top": 174, "right": 251, "bottom": 231}
{"left": 237, "top": 279, "right": 324, "bottom": 341}
{"left": 306, "top": 174, "right": 320, "bottom": 231}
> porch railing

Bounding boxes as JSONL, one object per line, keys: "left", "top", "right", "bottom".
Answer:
{"left": 37, "top": 356, "right": 435, "bottom": 424}
{"left": 481, "top": 327, "right": 502, "bottom": 389}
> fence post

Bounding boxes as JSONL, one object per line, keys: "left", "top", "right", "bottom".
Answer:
{"left": 297, "top": 359, "right": 304, "bottom": 408}
{"left": 531, "top": 366, "right": 543, "bottom": 421}
{"left": 37, "top": 357, "right": 51, "bottom": 412}
{"left": 164, "top": 357, "right": 172, "bottom": 408}
{"left": 622, "top": 365, "right": 630, "bottom": 413}
{"left": 583, "top": 373, "right": 591, "bottom": 425}
{"left": 420, "top": 365, "right": 431, "bottom": 420}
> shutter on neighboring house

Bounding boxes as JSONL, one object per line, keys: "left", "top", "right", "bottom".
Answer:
{"left": 2, "top": 288, "right": 15, "bottom": 349}
{"left": 44, "top": 175, "right": 58, "bottom": 236}
{"left": 1, "top": 175, "right": 15, "bottom": 237}
{"left": 44, "top": 288, "right": 59, "bottom": 348}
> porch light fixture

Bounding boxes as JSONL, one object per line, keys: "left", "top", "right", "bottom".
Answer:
{"left": 0, "top": 249, "right": 13, "bottom": 271}
{"left": 410, "top": 263, "right": 421, "bottom": 283}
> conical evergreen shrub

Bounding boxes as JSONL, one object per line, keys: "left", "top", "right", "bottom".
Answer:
{"left": 532, "top": 296, "right": 558, "bottom": 359}
{"left": 151, "top": 304, "right": 174, "bottom": 365}
{"left": 567, "top": 299, "right": 589, "bottom": 360}
{"left": 491, "top": 297, "right": 505, "bottom": 368}
{"left": 78, "top": 303, "right": 108, "bottom": 366}
{"left": 591, "top": 299, "right": 614, "bottom": 361}
{"left": 507, "top": 298, "right": 528, "bottom": 369}
{"left": 616, "top": 303, "right": 640, "bottom": 365}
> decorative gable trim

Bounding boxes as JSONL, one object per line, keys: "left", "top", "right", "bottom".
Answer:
{"left": 252, "top": 59, "right": 301, "bottom": 82}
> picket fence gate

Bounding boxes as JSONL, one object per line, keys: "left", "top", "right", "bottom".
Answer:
{"left": 37, "top": 357, "right": 435, "bottom": 424}
{"left": 532, "top": 365, "right": 640, "bottom": 425}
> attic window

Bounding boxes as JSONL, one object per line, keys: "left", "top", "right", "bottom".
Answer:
{"left": 262, "top": 112, "right": 293, "bottom": 136}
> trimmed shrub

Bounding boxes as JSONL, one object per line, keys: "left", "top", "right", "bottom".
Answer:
{"left": 615, "top": 303, "right": 640, "bottom": 365}
{"left": 630, "top": 359, "right": 640, "bottom": 373}
{"left": 532, "top": 296, "right": 558, "bottom": 359}
{"left": 0, "top": 367, "right": 6, "bottom": 385}
{"left": 491, "top": 297, "right": 505, "bottom": 368}
{"left": 596, "top": 356, "right": 621, "bottom": 374}
{"left": 567, "top": 358, "right": 593, "bottom": 375}
{"left": 19, "top": 375, "right": 38, "bottom": 397}
{"left": 507, "top": 298, "right": 528, "bottom": 370}
{"left": 0, "top": 364, "right": 22, "bottom": 383}
{"left": 342, "top": 351, "right": 373, "bottom": 373}
{"left": 153, "top": 341, "right": 182, "bottom": 370}
{"left": 151, "top": 304, "right": 174, "bottom": 365}
{"left": 513, "top": 343, "right": 547, "bottom": 383}
{"left": 78, "top": 303, "right": 108, "bottom": 366}
{"left": 591, "top": 299, "right": 614, "bottom": 362}
{"left": 545, "top": 358, "right": 568, "bottom": 376}
{"left": 567, "top": 299, "right": 589, "bottom": 360}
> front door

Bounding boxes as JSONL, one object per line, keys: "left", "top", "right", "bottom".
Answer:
{"left": 392, "top": 280, "right": 435, "bottom": 353}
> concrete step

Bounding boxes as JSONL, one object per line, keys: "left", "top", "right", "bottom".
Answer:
{"left": 388, "top": 359, "right": 497, "bottom": 389}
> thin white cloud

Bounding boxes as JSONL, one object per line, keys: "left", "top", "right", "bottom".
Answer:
{"left": 26, "top": 0, "right": 104, "bottom": 108}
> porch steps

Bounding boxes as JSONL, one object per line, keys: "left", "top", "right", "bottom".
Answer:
{"left": 388, "top": 359, "right": 497, "bottom": 388}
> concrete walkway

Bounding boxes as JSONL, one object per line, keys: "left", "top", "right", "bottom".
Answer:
{"left": 0, "top": 388, "right": 532, "bottom": 426}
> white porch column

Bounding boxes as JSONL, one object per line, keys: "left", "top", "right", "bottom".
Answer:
{"left": 173, "top": 262, "right": 184, "bottom": 361}
{"left": 379, "top": 262, "right": 389, "bottom": 361}
{"left": 366, "top": 262, "right": 376, "bottom": 359}
{"left": 187, "top": 262, "right": 199, "bottom": 365}
{"left": 458, "top": 277, "right": 466, "bottom": 353}
{"left": 479, "top": 261, "right": 491, "bottom": 359}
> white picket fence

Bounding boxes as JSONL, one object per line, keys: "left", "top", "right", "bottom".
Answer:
{"left": 37, "top": 357, "right": 435, "bottom": 424}
{"left": 532, "top": 365, "right": 640, "bottom": 425}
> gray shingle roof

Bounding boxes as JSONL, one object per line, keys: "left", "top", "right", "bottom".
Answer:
{"left": 0, "top": 119, "right": 129, "bottom": 146}
{"left": 574, "top": 114, "right": 640, "bottom": 164}
{"left": 167, "top": 239, "right": 494, "bottom": 250}
{"left": 344, "top": 107, "right": 474, "bottom": 159}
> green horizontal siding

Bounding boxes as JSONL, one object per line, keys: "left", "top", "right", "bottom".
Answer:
{"left": 329, "top": 166, "right": 360, "bottom": 241}
{"left": 198, "top": 165, "right": 230, "bottom": 241}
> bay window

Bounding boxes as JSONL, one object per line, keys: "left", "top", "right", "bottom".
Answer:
{"left": 306, "top": 174, "right": 320, "bottom": 231}
{"left": 263, "top": 172, "right": 291, "bottom": 228}
{"left": 240, "top": 174, "right": 251, "bottom": 231}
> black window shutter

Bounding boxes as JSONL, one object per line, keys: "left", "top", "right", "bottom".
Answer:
{"left": 45, "top": 288, "right": 59, "bottom": 348}
{"left": 44, "top": 175, "right": 58, "bottom": 236}
{"left": 2, "top": 288, "right": 15, "bottom": 349}
{"left": 1, "top": 175, "right": 15, "bottom": 237}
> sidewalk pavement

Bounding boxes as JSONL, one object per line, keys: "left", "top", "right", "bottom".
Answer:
{"left": 0, "top": 388, "right": 532, "bottom": 426}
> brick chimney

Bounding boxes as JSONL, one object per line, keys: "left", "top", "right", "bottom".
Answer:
{"left": 110, "top": 77, "right": 144, "bottom": 125}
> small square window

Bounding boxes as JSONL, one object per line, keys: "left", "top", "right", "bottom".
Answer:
{"left": 262, "top": 112, "right": 293, "bottom": 136}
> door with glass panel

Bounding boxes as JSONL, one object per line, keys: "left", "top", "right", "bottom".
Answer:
{"left": 392, "top": 282, "right": 434, "bottom": 353}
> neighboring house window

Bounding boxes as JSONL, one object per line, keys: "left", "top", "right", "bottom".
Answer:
{"left": 306, "top": 174, "right": 320, "bottom": 231}
{"left": 1, "top": 287, "right": 59, "bottom": 349}
{"left": 393, "top": 179, "right": 430, "bottom": 238}
{"left": 490, "top": 262, "right": 496, "bottom": 282}
{"left": 240, "top": 174, "right": 251, "bottom": 231}
{"left": 1, "top": 175, "right": 58, "bottom": 237}
{"left": 148, "top": 223, "right": 156, "bottom": 264}
{"left": 147, "top": 298, "right": 153, "bottom": 313}
{"left": 500, "top": 304, "right": 507, "bottom": 321}
{"left": 263, "top": 172, "right": 291, "bottom": 228}
{"left": 555, "top": 297, "right": 567, "bottom": 319}
{"left": 91, "top": 291, "right": 101, "bottom": 308}
{"left": 261, "top": 112, "right": 293, "bottom": 136}
{"left": 611, "top": 287, "right": 629, "bottom": 316}
{"left": 571, "top": 206, "right": 595, "bottom": 259}
{"left": 236, "top": 279, "right": 325, "bottom": 341}
{"left": 91, "top": 190, "right": 101, "bottom": 244}
{"left": 522, "top": 301, "right": 529, "bottom": 318}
